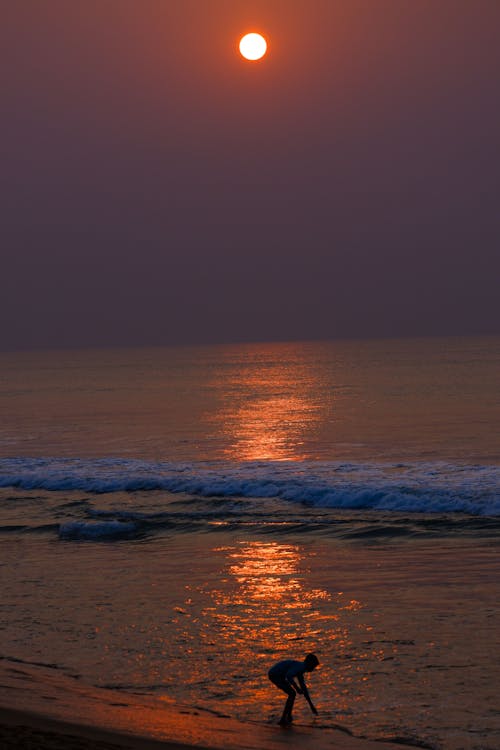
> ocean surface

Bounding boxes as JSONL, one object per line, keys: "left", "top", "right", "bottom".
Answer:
{"left": 1, "top": 337, "right": 499, "bottom": 749}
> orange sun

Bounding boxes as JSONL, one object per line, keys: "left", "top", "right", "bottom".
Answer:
{"left": 239, "top": 33, "right": 268, "bottom": 61}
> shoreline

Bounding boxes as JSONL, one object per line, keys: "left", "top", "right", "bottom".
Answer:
{"left": 0, "top": 707, "right": 186, "bottom": 750}
{"left": 0, "top": 659, "right": 409, "bottom": 750}
{"left": 0, "top": 706, "right": 411, "bottom": 750}
{"left": 2, "top": 535, "right": 499, "bottom": 750}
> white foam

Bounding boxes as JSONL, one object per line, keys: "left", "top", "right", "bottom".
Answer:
{"left": 1, "top": 457, "right": 499, "bottom": 516}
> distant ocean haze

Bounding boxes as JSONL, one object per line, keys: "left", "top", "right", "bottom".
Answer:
{"left": 0, "top": 336, "right": 498, "bottom": 464}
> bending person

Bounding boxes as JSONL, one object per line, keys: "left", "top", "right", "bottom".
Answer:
{"left": 268, "top": 653, "right": 319, "bottom": 725}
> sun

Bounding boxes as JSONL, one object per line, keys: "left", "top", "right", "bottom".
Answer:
{"left": 239, "top": 33, "right": 268, "bottom": 61}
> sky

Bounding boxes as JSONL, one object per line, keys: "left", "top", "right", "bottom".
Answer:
{"left": 1, "top": 0, "right": 500, "bottom": 350}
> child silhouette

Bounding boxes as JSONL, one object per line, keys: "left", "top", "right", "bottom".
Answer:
{"left": 268, "top": 653, "right": 319, "bottom": 725}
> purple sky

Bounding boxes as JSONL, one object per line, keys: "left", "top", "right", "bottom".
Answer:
{"left": 2, "top": 1, "right": 499, "bottom": 350}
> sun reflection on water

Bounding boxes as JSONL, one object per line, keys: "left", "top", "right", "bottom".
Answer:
{"left": 92, "top": 539, "right": 395, "bottom": 731}
{"left": 193, "top": 541, "right": 382, "bottom": 721}
{"left": 221, "top": 395, "right": 318, "bottom": 461}
{"left": 227, "top": 541, "right": 325, "bottom": 604}
{"left": 209, "top": 541, "right": 332, "bottom": 628}
{"left": 204, "top": 346, "right": 329, "bottom": 461}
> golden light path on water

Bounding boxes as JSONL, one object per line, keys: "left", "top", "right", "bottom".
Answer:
{"left": 223, "top": 393, "right": 315, "bottom": 461}
{"left": 190, "top": 541, "right": 377, "bottom": 721}
{"left": 205, "top": 345, "right": 329, "bottom": 461}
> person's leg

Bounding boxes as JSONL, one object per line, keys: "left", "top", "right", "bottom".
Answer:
{"left": 279, "top": 689, "right": 295, "bottom": 725}
{"left": 279, "top": 684, "right": 296, "bottom": 725}
{"left": 269, "top": 675, "right": 296, "bottom": 725}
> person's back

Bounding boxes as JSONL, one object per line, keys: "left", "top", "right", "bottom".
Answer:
{"left": 268, "top": 659, "right": 303, "bottom": 681}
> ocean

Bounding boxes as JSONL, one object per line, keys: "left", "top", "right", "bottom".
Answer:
{"left": 1, "top": 337, "right": 499, "bottom": 750}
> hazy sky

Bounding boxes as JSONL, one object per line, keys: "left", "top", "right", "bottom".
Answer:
{"left": 2, "top": 0, "right": 499, "bottom": 350}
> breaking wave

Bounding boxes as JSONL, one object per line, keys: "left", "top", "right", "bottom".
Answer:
{"left": 1, "top": 457, "right": 499, "bottom": 516}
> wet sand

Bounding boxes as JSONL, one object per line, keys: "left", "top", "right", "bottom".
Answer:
{"left": 0, "top": 710, "right": 412, "bottom": 750}
{"left": 0, "top": 669, "right": 407, "bottom": 750}
{"left": 0, "top": 709, "right": 173, "bottom": 750}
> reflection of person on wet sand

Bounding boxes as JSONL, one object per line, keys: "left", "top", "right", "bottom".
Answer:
{"left": 268, "top": 653, "right": 319, "bottom": 725}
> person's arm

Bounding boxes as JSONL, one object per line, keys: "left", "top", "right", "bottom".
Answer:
{"left": 298, "top": 675, "right": 318, "bottom": 715}
{"left": 285, "top": 665, "right": 303, "bottom": 693}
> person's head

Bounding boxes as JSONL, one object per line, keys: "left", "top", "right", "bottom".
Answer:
{"left": 304, "top": 653, "right": 319, "bottom": 672}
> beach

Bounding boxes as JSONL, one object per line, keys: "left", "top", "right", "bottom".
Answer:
{"left": 0, "top": 711, "right": 410, "bottom": 750}
{"left": 1, "top": 524, "right": 498, "bottom": 750}
{"left": 1, "top": 338, "right": 499, "bottom": 750}
{"left": 0, "top": 660, "right": 408, "bottom": 750}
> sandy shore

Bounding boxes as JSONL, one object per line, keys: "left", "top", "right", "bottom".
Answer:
{"left": 0, "top": 659, "right": 409, "bottom": 750}
{"left": 0, "top": 707, "right": 411, "bottom": 750}
{"left": 0, "top": 707, "right": 181, "bottom": 750}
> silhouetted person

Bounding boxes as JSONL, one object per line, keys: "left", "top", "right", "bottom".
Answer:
{"left": 268, "top": 653, "right": 319, "bottom": 725}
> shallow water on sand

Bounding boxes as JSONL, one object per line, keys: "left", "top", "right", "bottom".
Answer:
{"left": 2, "top": 524, "right": 499, "bottom": 750}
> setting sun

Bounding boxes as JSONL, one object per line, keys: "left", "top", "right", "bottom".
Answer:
{"left": 239, "top": 33, "right": 267, "bottom": 61}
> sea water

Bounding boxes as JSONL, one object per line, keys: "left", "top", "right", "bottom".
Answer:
{"left": 1, "top": 337, "right": 499, "bottom": 749}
